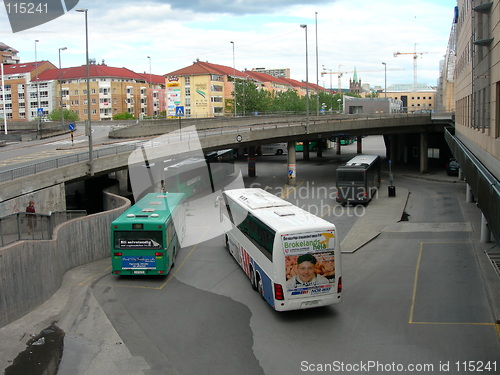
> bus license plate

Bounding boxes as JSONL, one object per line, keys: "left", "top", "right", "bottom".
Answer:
{"left": 302, "top": 300, "right": 320, "bottom": 308}
{"left": 134, "top": 270, "right": 145, "bottom": 274}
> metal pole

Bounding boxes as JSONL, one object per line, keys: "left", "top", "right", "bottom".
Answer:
{"left": 300, "top": 24, "right": 309, "bottom": 133}
{"left": 77, "top": 9, "right": 93, "bottom": 175}
{"left": 35, "top": 40, "right": 40, "bottom": 131}
{"left": 1, "top": 59, "right": 7, "bottom": 134}
{"left": 147, "top": 56, "right": 152, "bottom": 117}
{"left": 231, "top": 41, "right": 236, "bottom": 117}
{"left": 382, "top": 62, "right": 387, "bottom": 98}
{"left": 315, "top": 12, "right": 319, "bottom": 116}
{"left": 59, "top": 47, "right": 67, "bottom": 129}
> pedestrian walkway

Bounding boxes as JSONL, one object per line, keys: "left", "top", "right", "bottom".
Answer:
{"left": 341, "top": 183, "right": 409, "bottom": 253}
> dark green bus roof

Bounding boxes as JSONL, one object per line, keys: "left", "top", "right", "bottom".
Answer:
{"left": 112, "top": 193, "right": 185, "bottom": 226}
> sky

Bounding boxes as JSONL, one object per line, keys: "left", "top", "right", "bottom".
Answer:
{"left": 0, "top": 0, "right": 458, "bottom": 90}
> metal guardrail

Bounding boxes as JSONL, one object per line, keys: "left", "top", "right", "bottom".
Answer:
{"left": 0, "top": 210, "right": 87, "bottom": 247}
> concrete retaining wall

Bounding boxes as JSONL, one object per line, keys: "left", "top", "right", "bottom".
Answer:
{"left": 0, "top": 191, "right": 131, "bottom": 328}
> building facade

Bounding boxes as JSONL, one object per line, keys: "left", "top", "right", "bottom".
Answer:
{"left": 1, "top": 62, "right": 166, "bottom": 123}
{"left": 165, "top": 60, "right": 249, "bottom": 118}
{"left": 0, "top": 60, "right": 57, "bottom": 121}
{"left": 383, "top": 83, "right": 436, "bottom": 113}
{"left": 446, "top": 0, "right": 499, "bottom": 243}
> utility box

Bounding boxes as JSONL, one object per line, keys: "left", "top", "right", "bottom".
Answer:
{"left": 388, "top": 185, "right": 396, "bottom": 197}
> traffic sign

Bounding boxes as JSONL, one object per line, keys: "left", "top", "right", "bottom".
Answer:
{"left": 37, "top": 108, "right": 43, "bottom": 117}
{"left": 175, "top": 106, "right": 185, "bottom": 117}
{"left": 68, "top": 123, "right": 76, "bottom": 132}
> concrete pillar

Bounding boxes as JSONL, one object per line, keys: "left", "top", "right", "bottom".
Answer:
{"left": 465, "top": 183, "right": 474, "bottom": 203}
{"left": 303, "top": 141, "right": 310, "bottom": 161}
{"left": 336, "top": 137, "right": 341, "bottom": 155}
{"left": 316, "top": 140, "right": 323, "bottom": 158}
{"left": 419, "top": 132, "right": 428, "bottom": 174}
{"left": 287, "top": 141, "right": 296, "bottom": 186}
{"left": 248, "top": 146, "right": 256, "bottom": 177}
{"left": 356, "top": 136, "right": 363, "bottom": 154}
{"left": 115, "top": 169, "right": 129, "bottom": 193}
{"left": 481, "top": 213, "right": 491, "bottom": 243}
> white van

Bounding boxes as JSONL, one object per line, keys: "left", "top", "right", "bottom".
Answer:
{"left": 260, "top": 143, "right": 288, "bottom": 155}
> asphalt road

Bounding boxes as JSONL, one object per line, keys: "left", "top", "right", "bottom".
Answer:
{"left": 2, "top": 136, "right": 499, "bottom": 375}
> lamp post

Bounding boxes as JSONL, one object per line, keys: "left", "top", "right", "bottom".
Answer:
{"left": 147, "top": 56, "right": 152, "bottom": 117}
{"left": 58, "top": 47, "right": 67, "bottom": 128}
{"left": 323, "top": 65, "right": 334, "bottom": 112}
{"left": 35, "top": 39, "right": 40, "bottom": 130}
{"left": 147, "top": 56, "right": 152, "bottom": 88}
{"left": 230, "top": 41, "right": 236, "bottom": 117}
{"left": 1, "top": 54, "right": 7, "bottom": 134}
{"left": 382, "top": 62, "right": 387, "bottom": 98}
{"left": 76, "top": 8, "right": 93, "bottom": 175}
{"left": 300, "top": 24, "right": 309, "bottom": 132}
{"left": 315, "top": 12, "right": 319, "bottom": 117}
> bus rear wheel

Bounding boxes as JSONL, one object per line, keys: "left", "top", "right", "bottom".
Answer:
{"left": 249, "top": 268, "right": 258, "bottom": 291}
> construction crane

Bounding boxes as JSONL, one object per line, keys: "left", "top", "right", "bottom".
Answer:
{"left": 321, "top": 66, "right": 403, "bottom": 94}
{"left": 394, "top": 43, "right": 440, "bottom": 87}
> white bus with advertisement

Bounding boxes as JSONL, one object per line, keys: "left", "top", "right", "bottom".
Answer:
{"left": 220, "top": 188, "right": 342, "bottom": 311}
{"left": 260, "top": 143, "right": 288, "bottom": 155}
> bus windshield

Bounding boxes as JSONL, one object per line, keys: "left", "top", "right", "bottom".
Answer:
{"left": 337, "top": 170, "right": 365, "bottom": 182}
{"left": 114, "top": 231, "right": 163, "bottom": 250}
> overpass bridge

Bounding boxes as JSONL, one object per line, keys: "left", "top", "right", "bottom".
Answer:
{"left": 0, "top": 112, "right": 453, "bottom": 207}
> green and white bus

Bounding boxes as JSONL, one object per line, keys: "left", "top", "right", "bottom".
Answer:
{"left": 111, "top": 193, "right": 186, "bottom": 276}
{"left": 163, "top": 149, "right": 235, "bottom": 198}
{"left": 220, "top": 188, "right": 342, "bottom": 311}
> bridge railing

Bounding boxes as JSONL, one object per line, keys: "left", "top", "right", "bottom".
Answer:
{"left": 0, "top": 112, "right": 453, "bottom": 184}
{"left": 0, "top": 210, "right": 87, "bottom": 247}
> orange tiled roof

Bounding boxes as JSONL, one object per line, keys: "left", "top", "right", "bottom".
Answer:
{"left": 165, "top": 60, "right": 247, "bottom": 78}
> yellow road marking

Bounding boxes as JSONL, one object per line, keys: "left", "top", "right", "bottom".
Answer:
{"left": 409, "top": 241, "right": 497, "bottom": 332}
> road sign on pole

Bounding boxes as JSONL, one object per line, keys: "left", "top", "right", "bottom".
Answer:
{"left": 175, "top": 106, "right": 185, "bottom": 117}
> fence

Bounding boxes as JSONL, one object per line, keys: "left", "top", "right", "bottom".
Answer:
{"left": 0, "top": 210, "right": 87, "bottom": 247}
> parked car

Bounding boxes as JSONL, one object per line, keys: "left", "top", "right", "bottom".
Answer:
{"left": 446, "top": 158, "right": 460, "bottom": 176}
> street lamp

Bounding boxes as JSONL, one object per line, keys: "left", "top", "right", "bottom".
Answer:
{"left": 35, "top": 39, "right": 40, "bottom": 129}
{"left": 1, "top": 54, "right": 7, "bottom": 134}
{"left": 76, "top": 8, "right": 93, "bottom": 175}
{"left": 58, "top": 47, "right": 67, "bottom": 128}
{"left": 147, "top": 56, "right": 151, "bottom": 88}
{"left": 315, "top": 12, "right": 319, "bottom": 117}
{"left": 382, "top": 62, "right": 387, "bottom": 98}
{"left": 300, "top": 24, "right": 309, "bottom": 132}
{"left": 323, "top": 65, "right": 334, "bottom": 112}
{"left": 230, "top": 41, "right": 236, "bottom": 117}
{"left": 337, "top": 98, "right": 342, "bottom": 113}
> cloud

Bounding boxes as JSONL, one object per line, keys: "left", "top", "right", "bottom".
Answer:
{"left": 155, "top": 0, "right": 335, "bottom": 15}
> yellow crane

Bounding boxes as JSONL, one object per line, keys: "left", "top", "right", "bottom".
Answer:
{"left": 321, "top": 66, "right": 403, "bottom": 94}
{"left": 394, "top": 43, "right": 440, "bottom": 87}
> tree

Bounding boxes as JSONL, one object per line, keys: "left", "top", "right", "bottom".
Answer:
{"left": 48, "top": 108, "right": 79, "bottom": 121}
{"left": 233, "top": 80, "right": 272, "bottom": 115}
{"left": 113, "top": 112, "right": 135, "bottom": 120}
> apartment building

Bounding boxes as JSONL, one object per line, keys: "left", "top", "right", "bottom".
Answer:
{"left": 32, "top": 64, "right": 166, "bottom": 122}
{"left": 165, "top": 60, "right": 249, "bottom": 118}
{"left": 0, "top": 60, "right": 57, "bottom": 121}
{"left": 251, "top": 67, "right": 291, "bottom": 79}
